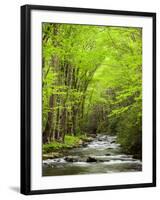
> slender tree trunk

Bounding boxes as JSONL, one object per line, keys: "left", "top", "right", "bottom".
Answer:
{"left": 60, "top": 108, "right": 67, "bottom": 142}
{"left": 43, "top": 95, "right": 54, "bottom": 143}
{"left": 72, "top": 106, "right": 77, "bottom": 136}
{"left": 43, "top": 24, "right": 59, "bottom": 144}
{"left": 54, "top": 105, "right": 60, "bottom": 140}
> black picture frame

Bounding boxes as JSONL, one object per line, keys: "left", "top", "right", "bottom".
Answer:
{"left": 21, "top": 4, "right": 156, "bottom": 195}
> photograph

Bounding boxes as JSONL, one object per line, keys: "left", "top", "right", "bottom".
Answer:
{"left": 42, "top": 23, "right": 142, "bottom": 176}
{"left": 21, "top": 5, "right": 156, "bottom": 194}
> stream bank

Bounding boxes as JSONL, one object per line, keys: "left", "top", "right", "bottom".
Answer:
{"left": 43, "top": 134, "right": 142, "bottom": 176}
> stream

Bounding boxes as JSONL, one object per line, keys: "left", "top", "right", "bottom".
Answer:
{"left": 43, "top": 134, "right": 142, "bottom": 176}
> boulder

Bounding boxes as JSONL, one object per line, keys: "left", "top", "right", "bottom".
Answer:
{"left": 86, "top": 156, "right": 97, "bottom": 162}
{"left": 43, "top": 152, "right": 62, "bottom": 160}
{"left": 77, "top": 139, "right": 83, "bottom": 145}
{"left": 105, "top": 153, "right": 111, "bottom": 156}
{"left": 98, "top": 159, "right": 110, "bottom": 162}
{"left": 82, "top": 142, "right": 88, "bottom": 147}
{"left": 98, "top": 138, "right": 103, "bottom": 141}
{"left": 64, "top": 156, "right": 79, "bottom": 162}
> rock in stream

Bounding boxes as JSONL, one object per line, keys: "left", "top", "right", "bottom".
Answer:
{"left": 43, "top": 134, "right": 142, "bottom": 176}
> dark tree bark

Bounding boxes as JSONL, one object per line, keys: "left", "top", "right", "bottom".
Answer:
{"left": 43, "top": 95, "right": 54, "bottom": 143}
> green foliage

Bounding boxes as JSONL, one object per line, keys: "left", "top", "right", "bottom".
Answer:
{"left": 116, "top": 107, "right": 142, "bottom": 159}
{"left": 43, "top": 135, "right": 83, "bottom": 153}
{"left": 42, "top": 23, "right": 142, "bottom": 158}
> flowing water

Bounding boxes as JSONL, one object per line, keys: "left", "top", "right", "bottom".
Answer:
{"left": 43, "top": 134, "right": 142, "bottom": 176}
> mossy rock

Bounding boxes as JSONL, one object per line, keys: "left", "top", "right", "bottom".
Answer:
{"left": 43, "top": 152, "right": 62, "bottom": 160}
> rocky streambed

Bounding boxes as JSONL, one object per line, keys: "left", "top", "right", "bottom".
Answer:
{"left": 43, "top": 134, "right": 142, "bottom": 176}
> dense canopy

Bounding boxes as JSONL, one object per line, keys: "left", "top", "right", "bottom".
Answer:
{"left": 42, "top": 23, "right": 142, "bottom": 158}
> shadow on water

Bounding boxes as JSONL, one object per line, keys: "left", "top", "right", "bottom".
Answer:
{"left": 43, "top": 165, "right": 89, "bottom": 176}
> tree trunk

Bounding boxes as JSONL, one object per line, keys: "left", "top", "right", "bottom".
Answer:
{"left": 43, "top": 95, "right": 54, "bottom": 143}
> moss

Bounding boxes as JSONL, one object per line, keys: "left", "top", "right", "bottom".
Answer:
{"left": 43, "top": 135, "right": 85, "bottom": 154}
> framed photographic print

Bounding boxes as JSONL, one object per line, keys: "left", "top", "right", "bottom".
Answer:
{"left": 21, "top": 4, "right": 156, "bottom": 195}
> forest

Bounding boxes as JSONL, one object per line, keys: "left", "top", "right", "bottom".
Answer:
{"left": 42, "top": 23, "right": 142, "bottom": 162}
